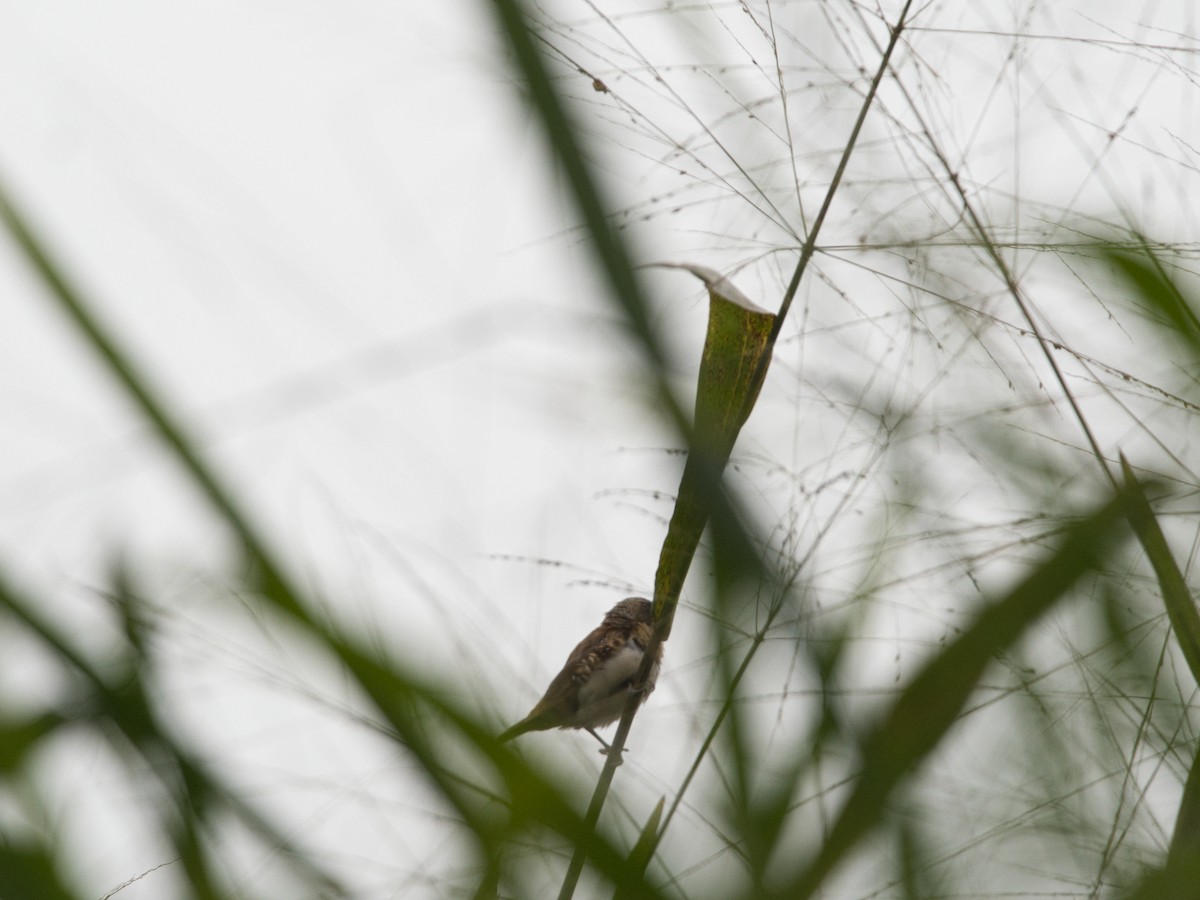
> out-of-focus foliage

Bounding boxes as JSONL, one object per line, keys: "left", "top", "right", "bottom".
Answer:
{"left": 4, "top": 1, "right": 1200, "bottom": 899}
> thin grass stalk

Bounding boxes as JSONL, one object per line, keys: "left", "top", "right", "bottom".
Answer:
{"left": 762, "top": 0, "right": 917, "bottom": 357}
{"left": 882, "top": 73, "right": 1117, "bottom": 488}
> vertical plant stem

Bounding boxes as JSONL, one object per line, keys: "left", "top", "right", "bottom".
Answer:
{"left": 766, "top": 0, "right": 916, "bottom": 348}
{"left": 885, "top": 75, "right": 1117, "bottom": 488}
{"left": 559, "top": 5, "right": 919, "bottom": 898}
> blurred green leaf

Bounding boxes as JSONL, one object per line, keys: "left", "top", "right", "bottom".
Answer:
{"left": 652, "top": 265, "right": 775, "bottom": 635}
{"left": 0, "top": 570, "right": 348, "bottom": 900}
{"left": 1164, "top": 741, "right": 1200, "bottom": 885}
{"left": 1107, "top": 244, "right": 1200, "bottom": 355}
{"left": 486, "top": 0, "right": 673, "bottom": 391}
{"left": 0, "top": 711, "right": 65, "bottom": 773}
{"left": 1120, "top": 456, "right": 1200, "bottom": 686}
{"left": 1124, "top": 456, "right": 1200, "bottom": 900}
{"left": 780, "top": 485, "right": 1135, "bottom": 899}
{"left": 0, "top": 842, "right": 78, "bottom": 900}
{"left": 613, "top": 797, "right": 664, "bottom": 899}
{"left": 1123, "top": 850, "right": 1200, "bottom": 900}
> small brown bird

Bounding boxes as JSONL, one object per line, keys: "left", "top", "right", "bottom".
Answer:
{"left": 499, "top": 597, "right": 662, "bottom": 745}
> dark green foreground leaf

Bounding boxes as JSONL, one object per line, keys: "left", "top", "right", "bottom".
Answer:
{"left": 1118, "top": 460, "right": 1200, "bottom": 894}
{"left": 0, "top": 711, "right": 65, "bottom": 773}
{"left": 0, "top": 843, "right": 77, "bottom": 900}
{"left": 1108, "top": 245, "right": 1200, "bottom": 354}
{"left": 1120, "top": 457, "right": 1200, "bottom": 687}
{"left": 1106, "top": 245, "right": 1200, "bottom": 898}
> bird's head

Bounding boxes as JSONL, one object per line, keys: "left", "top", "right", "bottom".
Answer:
{"left": 605, "top": 597, "right": 654, "bottom": 626}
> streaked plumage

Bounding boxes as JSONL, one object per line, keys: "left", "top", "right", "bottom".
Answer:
{"left": 499, "top": 597, "right": 661, "bottom": 742}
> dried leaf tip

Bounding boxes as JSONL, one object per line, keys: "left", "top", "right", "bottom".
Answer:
{"left": 645, "top": 262, "right": 771, "bottom": 315}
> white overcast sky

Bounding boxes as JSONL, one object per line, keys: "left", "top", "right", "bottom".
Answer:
{"left": 2, "top": 2, "right": 1200, "bottom": 897}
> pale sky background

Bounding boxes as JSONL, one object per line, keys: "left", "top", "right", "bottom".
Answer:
{"left": 2, "top": 2, "right": 1200, "bottom": 898}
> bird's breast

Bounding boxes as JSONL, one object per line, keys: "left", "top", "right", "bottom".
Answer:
{"left": 567, "top": 642, "right": 660, "bottom": 729}
{"left": 577, "top": 644, "right": 643, "bottom": 707}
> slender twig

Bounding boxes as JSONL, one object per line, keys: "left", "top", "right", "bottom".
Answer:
{"left": 652, "top": 602, "right": 782, "bottom": 856}
{"left": 768, "top": 0, "right": 918, "bottom": 351}
{"left": 885, "top": 70, "right": 1118, "bottom": 489}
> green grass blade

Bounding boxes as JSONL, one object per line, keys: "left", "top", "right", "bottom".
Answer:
{"left": 778, "top": 486, "right": 1134, "bottom": 899}
{"left": 612, "top": 797, "right": 664, "bottom": 899}
{"left": 1122, "top": 852, "right": 1200, "bottom": 900}
{"left": 1107, "top": 242, "right": 1200, "bottom": 354}
{"left": 651, "top": 266, "right": 775, "bottom": 634}
{"left": 0, "top": 711, "right": 65, "bottom": 773}
{"left": 1117, "top": 456, "right": 1200, "bottom": 892}
{"left": 1165, "top": 741, "right": 1200, "bottom": 877}
{"left": 0, "top": 569, "right": 349, "bottom": 899}
{"left": 0, "top": 843, "right": 79, "bottom": 900}
{"left": 1119, "top": 456, "right": 1200, "bottom": 686}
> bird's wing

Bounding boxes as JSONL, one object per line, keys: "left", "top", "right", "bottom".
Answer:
{"left": 526, "top": 623, "right": 627, "bottom": 717}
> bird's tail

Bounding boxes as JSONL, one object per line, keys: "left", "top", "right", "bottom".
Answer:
{"left": 497, "top": 718, "right": 531, "bottom": 743}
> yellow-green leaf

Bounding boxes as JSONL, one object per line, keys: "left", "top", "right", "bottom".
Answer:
{"left": 650, "top": 264, "right": 776, "bottom": 629}
{"left": 613, "top": 796, "right": 665, "bottom": 899}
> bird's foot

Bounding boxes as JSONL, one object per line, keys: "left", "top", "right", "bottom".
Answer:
{"left": 598, "top": 746, "right": 625, "bottom": 765}
{"left": 585, "top": 726, "right": 612, "bottom": 751}
{"left": 586, "top": 727, "right": 625, "bottom": 764}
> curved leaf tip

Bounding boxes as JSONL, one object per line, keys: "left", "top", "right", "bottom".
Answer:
{"left": 646, "top": 261, "right": 772, "bottom": 314}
